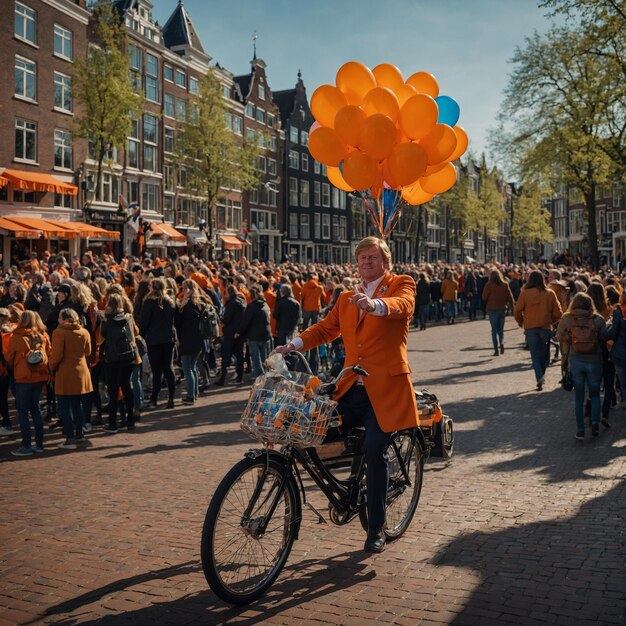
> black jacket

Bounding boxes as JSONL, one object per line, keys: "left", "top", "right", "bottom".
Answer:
{"left": 175, "top": 301, "right": 204, "bottom": 355}
{"left": 239, "top": 299, "right": 271, "bottom": 343}
{"left": 222, "top": 294, "right": 246, "bottom": 338}
{"left": 273, "top": 296, "right": 301, "bottom": 334}
{"left": 139, "top": 298, "right": 176, "bottom": 346}
{"left": 430, "top": 279, "right": 442, "bottom": 302}
{"left": 415, "top": 280, "right": 431, "bottom": 306}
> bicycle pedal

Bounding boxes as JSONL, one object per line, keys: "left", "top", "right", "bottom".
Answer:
{"left": 305, "top": 502, "right": 327, "bottom": 524}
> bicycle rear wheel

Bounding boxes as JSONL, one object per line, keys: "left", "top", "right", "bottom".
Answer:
{"left": 201, "top": 455, "right": 299, "bottom": 604}
{"left": 359, "top": 430, "right": 423, "bottom": 540}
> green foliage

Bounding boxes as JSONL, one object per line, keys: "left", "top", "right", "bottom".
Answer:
{"left": 512, "top": 184, "right": 554, "bottom": 246}
{"left": 72, "top": 2, "right": 142, "bottom": 202}
{"left": 175, "top": 71, "right": 260, "bottom": 233}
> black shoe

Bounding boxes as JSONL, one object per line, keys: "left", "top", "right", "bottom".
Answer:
{"left": 493, "top": 350, "right": 499, "bottom": 356}
{"left": 592, "top": 424, "right": 599, "bottom": 437}
{"left": 575, "top": 430, "right": 585, "bottom": 441}
{"left": 182, "top": 396, "right": 194, "bottom": 405}
{"left": 364, "top": 527, "right": 386, "bottom": 553}
{"left": 601, "top": 417, "right": 611, "bottom": 428}
{"left": 102, "top": 425, "right": 118, "bottom": 434}
{"left": 166, "top": 399, "right": 175, "bottom": 409}
{"left": 500, "top": 345, "right": 504, "bottom": 354}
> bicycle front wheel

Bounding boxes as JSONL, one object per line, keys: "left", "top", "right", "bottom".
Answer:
{"left": 201, "top": 455, "right": 299, "bottom": 604}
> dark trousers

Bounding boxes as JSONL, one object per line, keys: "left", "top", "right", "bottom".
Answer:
{"left": 104, "top": 361, "right": 134, "bottom": 428}
{"left": 58, "top": 394, "right": 86, "bottom": 439}
{"left": 81, "top": 361, "right": 103, "bottom": 424}
{"left": 602, "top": 357, "right": 615, "bottom": 419}
{"left": 0, "top": 375, "right": 10, "bottom": 427}
{"left": 337, "top": 384, "right": 391, "bottom": 531}
{"left": 220, "top": 335, "right": 244, "bottom": 381}
{"left": 147, "top": 342, "right": 175, "bottom": 403}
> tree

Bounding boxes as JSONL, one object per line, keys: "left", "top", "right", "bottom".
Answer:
{"left": 511, "top": 184, "right": 554, "bottom": 259}
{"left": 176, "top": 70, "right": 260, "bottom": 259}
{"left": 72, "top": 2, "right": 142, "bottom": 204}
{"left": 492, "top": 26, "right": 615, "bottom": 267}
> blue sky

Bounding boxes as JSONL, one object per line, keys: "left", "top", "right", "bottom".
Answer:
{"left": 153, "top": 0, "right": 558, "bottom": 160}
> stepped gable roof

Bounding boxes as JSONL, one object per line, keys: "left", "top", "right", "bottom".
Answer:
{"left": 112, "top": 0, "right": 137, "bottom": 15}
{"left": 272, "top": 88, "right": 296, "bottom": 127}
{"left": 162, "top": 1, "right": 205, "bottom": 53}
{"left": 233, "top": 73, "right": 252, "bottom": 102}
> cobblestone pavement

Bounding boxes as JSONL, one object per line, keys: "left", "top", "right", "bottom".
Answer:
{"left": 1, "top": 316, "right": 626, "bottom": 626}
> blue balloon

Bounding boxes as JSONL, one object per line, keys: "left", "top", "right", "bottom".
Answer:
{"left": 382, "top": 189, "right": 401, "bottom": 228}
{"left": 435, "top": 96, "right": 460, "bottom": 127}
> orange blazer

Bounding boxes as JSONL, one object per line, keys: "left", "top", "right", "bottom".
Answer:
{"left": 299, "top": 272, "right": 418, "bottom": 433}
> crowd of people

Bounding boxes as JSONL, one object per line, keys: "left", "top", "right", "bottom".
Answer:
{"left": 0, "top": 247, "right": 625, "bottom": 455}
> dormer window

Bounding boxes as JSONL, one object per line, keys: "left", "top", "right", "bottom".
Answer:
{"left": 258, "top": 85, "right": 265, "bottom": 100}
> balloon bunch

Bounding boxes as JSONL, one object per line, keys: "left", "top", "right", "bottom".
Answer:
{"left": 308, "top": 61, "right": 468, "bottom": 238}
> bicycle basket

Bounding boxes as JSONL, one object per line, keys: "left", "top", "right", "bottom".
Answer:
{"left": 240, "top": 373, "right": 337, "bottom": 447}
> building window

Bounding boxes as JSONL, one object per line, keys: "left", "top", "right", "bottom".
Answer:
{"left": 54, "top": 129, "right": 72, "bottom": 169}
{"left": 314, "top": 160, "right": 320, "bottom": 175}
{"left": 233, "top": 116, "right": 242, "bottom": 135}
{"left": 332, "top": 215, "right": 339, "bottom": 238}
{"left": 289, "top": 177, "right": 298, "bottom": 206}
{"left": 322, "top": 183, "right": 330, "bottom": 207}
{"left": 54, "top": 72, "right": 72, "bottom": 112}
{"left": 301, "top": 130, "right": 309, "bottom": 146}
{"left": 314, "top": 213, "right": 321, "bottom": 239}
{"left": 15, "top": 3, "right": 36, "bottom": 45}
{"left": 332, "top": 187, "right": 340, "bottom": 208}
{"left": 267, "top": 114, "right": 274, "bottom": 128}
{"left": 301, "top": 214, "right": 310, "bottom": 239}
{"left": 54, "top": 24, "right": 72, "bottom": 60}
{"left": 256, "top": 108, "right": 265, "bottom": 124}
{"left": 245, "top": 103, "right": 254, "bottom": 118}
{"left": 257, "top": 155, "right": 266, "bottom": 172}
{"left": 145, "top": 52, "right": 159, "bottom": 103}
{"left": 290, "top": 126, "right": 299, "bottom": 144}
{"left": 340, "top": 216, "right": 347, "bottom": 240}
{"left": 164, "top": 64, "right": 173, "bottom": 82}
{"left": 163, "top": 164, "right": 174, "bottom": 192}
{"left": 222, "top": 84, "right": 230, "bottom": 98}
{"left": 127, "top": 117, "right": 139, "bottom": 168}
{"left": 164, "top": 93, "right": 174, "bottom": 118}
{"left": 100, "top": 173, "right": 119, "bottom": 204}
{"left": 301, "top": 153, "right": 309, "bottom": 172}
{"left": 143, "top": 114, "right": 158, "bottom": 172}
{"left": 189, "top": 76, "right": 199, "bottom": 94}
{"left": 288, "top": 150, "right": 299, "bottom": 170}
{"left": 175, "top": 98, "right": 186, "bottom": 121}
{"left": 164, "top": 126, "right": 175, "bottom": 153}
{"left": 300, "top": 180, "right": 310, "bottom": 207}
{"left": 128, "top": 44, "right": 141, "bottom": 92}
{"left": 289, "top": 213, "right": 298, "bottom": 239}
{"left": 142, "top": 182, "right": 160, "bottom": 212}
{"left": 54, "top": 193, "right": 72, "bottom": 209}
{"left": 15, "top": 119, "right": 36, "bottom": 161}
{"left": 15, "top": 56, "right": 36, "bottom": 101}
{"left": 314, "top": 181, "right": 321, "bottom": 206}
{"left": 258, "top": 84, "right": 265, "bottom": 100}
{"left": 268, "top": 158, "right": 277, "bottom": 176}
{"left": 322, "top": 214, "right": 330, "bottom": 239}
{"left": 257, "top": 133, "right": 266, "bottom": 148}
{"left": 246, "top": 128, "right": 256, "bottom": 143}
{"left": 269, "top": 136, "right": 277, "bottom": 152}
{"left": 164, "top": 195, "right": 174, "bottom": 223}
{"left": 175, "top": 69, "right": 186, "bottom": 88}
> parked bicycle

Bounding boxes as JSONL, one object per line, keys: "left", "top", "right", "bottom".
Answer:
{"left": 201, "top": 353, "right": 453, "bottom": 605}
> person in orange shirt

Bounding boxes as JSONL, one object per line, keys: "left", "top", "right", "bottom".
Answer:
{"left": 274, "top": 236, "right": 418, "bottom": 554}
{"left": 300, "top": 272, "right": 326, "bottom": 374}
{"left": 288, "top": 271, "right": 302, "bottom": 303}
{"left": 262, "top": 280, "right": 278, "bottom": 343}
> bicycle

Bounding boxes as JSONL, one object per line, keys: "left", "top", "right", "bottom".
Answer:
{"left": 201, "top": 354, "right": 451, "bottom": 605}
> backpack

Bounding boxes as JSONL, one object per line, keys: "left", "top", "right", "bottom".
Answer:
{"left": 569, "top": 311, "right": 598, "bottom": 354}
{"left": 199, "top": 304, "right": 220, "bottom": 339}
{"left": 104, "top": 316, "right": 135, "bottom": 363}
{"left": 25, "top": 334, "right": 46, "bottom": 368}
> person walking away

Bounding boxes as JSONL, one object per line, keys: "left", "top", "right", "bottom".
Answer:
{"left": 514, "top": 270, "right": 562, "bottom": 390}
{"left": 237, "top": 285, "right": 271, "bottom": 380}
{"left": 214, "top": 285, "right": 246, "bottom": 386}
{"left": 441, "top": 270, "right": 458, "bottom": 324}
{"left": 273, "top": 236, "right": 419, "bottom": 554}
{"left": 175, "top": 279, "right": 204, "bottom": 404}
{"left": 273, "top": 284, "right": 301, "bottom": 346}
{"left": 602, "top": 289, "right": 626, "bottom": 424}
{"left": 557, "top": 293, "right": 606, "bottom": 439}
{"left": 464, "top": 269, "right": 479, "bottom": 321}
{"left": 482, "top": 269, "right": 515, "bottom": 355}
{"left": 6, "top": 311, "right": 51, "bottom": 456}
{"left": 300, "top": 272, "right": 325, "bottom": 374}
{"left": 49, "top": 308, "right": 93, "bottom": 449}
{"left": 429, "top": 273, "right": 442, "bottom": 322}
{"left": 101, "top": 294, "right": 139, "bottom": 432}
{"left": 140, "top": 278, "right": 176, "bottom": 409}
{"left": 415, "top": 273, "right": 431, "bottom": 330}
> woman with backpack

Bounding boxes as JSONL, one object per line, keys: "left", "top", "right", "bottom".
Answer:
{"left": 139, "top": 277, "right": 176, "bottom": 409}
{"left": 5, "top": 311, "right": 51, "bottom": 456}
{"left": 557, "top": 292, "right": 606, "bottom": 440}
{"left": 514, "top": 270, "right": 563, "bottom": 391}
{"left": 101, "top": 294, "right": 139, "bottom": 433}
{"left": 49, "top": 308, "right": 93, "bottom": 449}
{"left": 175, "top": 279, "right": 204, "bottom": 405}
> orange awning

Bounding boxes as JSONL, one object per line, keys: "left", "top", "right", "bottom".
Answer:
{"left": 3, "top": 216, "right": 79, "bottom": 239}
{"left": 2, "top": 169, "right": 78, "bottom": 195}
{"left": 0, "top": 217, "right": 40, "bottom": 238}
{"left": 64, "top": 222, "right": 120, "bottom": 240}
{"left": 150, "top": 223, "right": 186, "bottom": 243}
{"left": 0, "top": 176, "right": 8, "bottom": 188}
{"left": 220, "top": 234, "right": 250, "bottom": 250}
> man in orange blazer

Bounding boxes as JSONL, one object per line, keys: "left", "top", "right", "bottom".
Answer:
{"left": 274, "top": 236, "right": 418, "bottom": 553}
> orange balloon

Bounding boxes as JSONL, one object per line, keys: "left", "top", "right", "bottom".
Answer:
{"left": 419, "top": 124, "right": 458, "bottom": 164}
{"left": 372, "top": 63, "right": 404, "bottom": 91}
{"left": 420, "top": 162, "right": 457, "bottom": 195}
{"left": 310, "top": 85, "right": 348, "bottom": 129}
{"left": 359, "top": 114, "right": 397, "bottom": 162}
{"left": 362, "top": 87, "right": 400, "bottom": 122}
{"left": 327, "top": 166, "right": 355, "bottom": 192}
{"left": 406, "top": 72, "right": 440, "bottom": 98}
{"left": 381, "top": 160, "right": 402, "bottom": 190}
{"left": 425, "top": 162, "right": 448, "bottom": 175}
{"left": 336, "top": 61, "right": 377, "bottom": 106}
{"left": 308, "top": 127, "right": 348, "bottom": 167}
{"left": 399, "top": 94, "right": 438, "bottom": 140}
{"left": 394, "top": 83, "right": 418, "bottom": 108}
{"left": 396, "top": 127, "right": 411, "bottom": 144}
{"left": 402, "top": 182, "right": 434, "bottom": 206}
{"left": 385, "top": 143, "right": 428, "bottom": 186}
{"left": 370, "top": 168, "right": 384, "bottom": 199}
{"left": 342, "top": 151, "right": 378, "bottom": 191}
{"left": 334, "top": 105, "right": 367, "bottom": 148}
{"left": 448, "top": 126, "right": 469, "bottom": 161}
